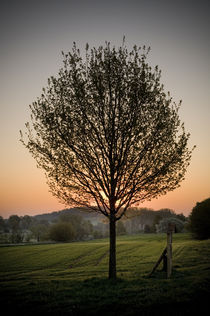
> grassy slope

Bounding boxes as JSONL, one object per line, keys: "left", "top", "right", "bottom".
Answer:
{"left": 0, "top": 233, "right": 210, "bottom": 315}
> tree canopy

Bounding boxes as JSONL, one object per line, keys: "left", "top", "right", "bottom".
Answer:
{"left": 21, "top": 42, "right": 193, "bottom": 218}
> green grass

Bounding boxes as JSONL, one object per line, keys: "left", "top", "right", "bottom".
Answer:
{"left": 0, "top": 233, "right": 210, "bottom": 315}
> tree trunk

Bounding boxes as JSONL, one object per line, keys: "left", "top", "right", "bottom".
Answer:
{"left": 109, "top": 215, "right": 116, "bottom": 279}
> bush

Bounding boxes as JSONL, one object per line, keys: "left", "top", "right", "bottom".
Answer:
{"left": 189, "top": 198, "right": 210, "bottom": 240}
{"left": 49, "top": 222, "right": 76, "bottom": 242}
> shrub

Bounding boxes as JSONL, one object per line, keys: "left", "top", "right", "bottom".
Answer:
{"left": 49, "top": 222, "right": 76, "bottom": 242}
{"left": 189, "top": 198, "right": 210, "bottom": 240}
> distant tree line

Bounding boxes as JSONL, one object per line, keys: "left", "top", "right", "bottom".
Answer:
{"left": 0, "top": 207, "right": 189, "bottom": 244}
{"left": 0, "top": 213, "right": 95, "bottom": 243}
{"left": 1, "top": 197, "right": 208, "bottom": 244}
{"left": 123, "top": 208, "right": 187, "bottom": 234}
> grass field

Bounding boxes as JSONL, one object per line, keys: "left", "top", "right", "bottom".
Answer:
{"left": 0, "top": 233, "right": 210, "bottom": 315}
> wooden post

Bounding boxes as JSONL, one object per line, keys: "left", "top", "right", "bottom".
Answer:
{"left": 148, "top": 222, "right": 176, "bottom": 278}
{"left": 167, "top": 223, "right": 175, "bottom": 279}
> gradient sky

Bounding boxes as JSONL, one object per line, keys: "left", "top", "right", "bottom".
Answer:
{"left": 0, "top": 0, "right": 209, "bottom": 218}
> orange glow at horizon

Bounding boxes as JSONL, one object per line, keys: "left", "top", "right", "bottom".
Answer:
{"left": 0, "top": 144, "right": 209, "bottom": 219}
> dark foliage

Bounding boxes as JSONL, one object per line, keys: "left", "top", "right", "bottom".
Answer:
{"left": 189, "top": 198, "right": 210, "bottom": 239}
{"left": 49, "top": 222, "right": 76, "bottom": 242}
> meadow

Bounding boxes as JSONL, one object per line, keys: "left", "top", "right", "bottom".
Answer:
{"left": 0, "top": 233, "right": 210, "bottom": 315}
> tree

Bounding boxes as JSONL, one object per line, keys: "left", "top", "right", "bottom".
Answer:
{"left": 157, "top": 208, "right": 176, "bottom": 218}
{"left": 0, "top": 216, "right": 6, "bottom": 232}
{"left": 156, "top": 217, "right": 185, "bottom": 233}
{"left": 189, "top": 198, "right": 210, "bottom": 240}
{"left": 30, "top": 223, "right": 48, "bottom": 242}
{"left": 21, "top": 40, "right": 194, "bottom": 279}
{"left": 176, "top": 213, "right": 187, "bottom": 222}
{"left": 8, "top": 215, "right": 23, "bottom": 243}
{"left": 20, "top": 215, "right": 33, "bottom": 230}
{"left": 8, "top": 215, "right": 21, "bottom": 232}
{"left": 59, "top": 213, "right": 93, "bottom": 240}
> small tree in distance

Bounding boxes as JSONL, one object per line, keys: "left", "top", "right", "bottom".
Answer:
{"left": 21, "top": 40, "right": 194, "bottom": 279}
{"left": 156, "top": 217, "right": 185, "bottom": 233}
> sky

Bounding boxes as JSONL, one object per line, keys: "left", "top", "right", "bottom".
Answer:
{"left": 0, "top": 0, "right": 209, "bottom": 218}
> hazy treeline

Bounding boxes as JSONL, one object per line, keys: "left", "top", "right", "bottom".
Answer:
{"left": 124, "top": 208, "right": 187, "bottom": 234}
{"left": 0, "top": 213, "right": 97, "bottom": 244}
{"left": 0, "top": 207, "right": 187, "bottom": 244}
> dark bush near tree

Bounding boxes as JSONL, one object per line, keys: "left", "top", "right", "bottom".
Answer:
{"left": 189, "top": 198, "right": 210, "bottom": 240}
{"left": 49, "top": 222, "right": 76, "bottom": 242}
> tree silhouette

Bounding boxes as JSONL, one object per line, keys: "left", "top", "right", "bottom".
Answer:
{"left": 189, "top": 198, "right": 210, "bottom": 239}
{"left": 21, "top": 41, "right": 194, "bottom": 279}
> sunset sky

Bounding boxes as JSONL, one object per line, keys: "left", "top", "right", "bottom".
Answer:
{"left": 0, "top": 0, "right": 209, "bottom": 218}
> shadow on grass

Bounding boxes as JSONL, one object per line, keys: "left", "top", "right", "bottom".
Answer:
{"left": 1, "top": 273, "right": 210, "bottom": 316}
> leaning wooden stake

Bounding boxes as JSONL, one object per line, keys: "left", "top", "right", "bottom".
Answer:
{"left": 149, "top": 223, "right": 175, "bottom": 278}
{"left": 148, "top": 247, "right": 167, "bottom": 277}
